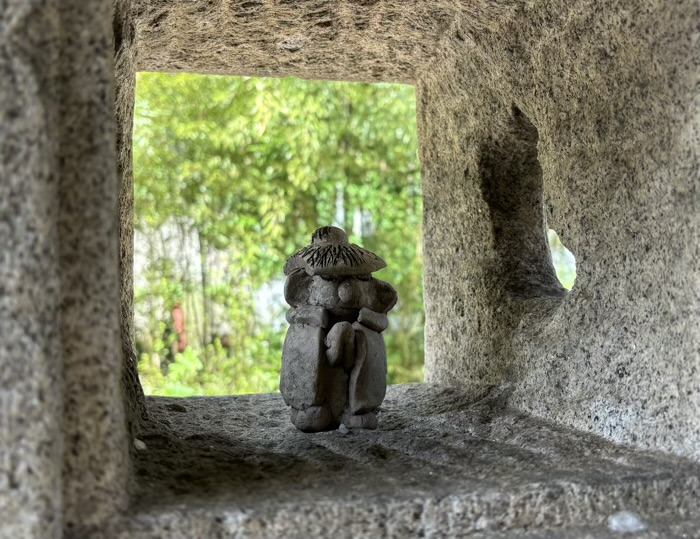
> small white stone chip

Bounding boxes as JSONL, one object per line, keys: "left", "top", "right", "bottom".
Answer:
{"left": 133, "top": 438, "right": 147, "bottom": 451}
{"left": 607, "top": 510, "right": 648, "bottom": 533}
{"left": 338, "top": 424, "right": 349, "bottom": 435}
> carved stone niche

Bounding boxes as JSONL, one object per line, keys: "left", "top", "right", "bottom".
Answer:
{"left": 1, "top": 0, "right": 699, "bottom": 537}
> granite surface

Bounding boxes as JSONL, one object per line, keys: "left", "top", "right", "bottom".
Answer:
{"left": 2, "top": 0, "right": 698, "bottom": 537}
{"left": 419, "top": 0, "right": 700, "bottom": 458}
{"left": 104, "top": 385, "right": 700, "bottom": 538}
{"left": 1, "top": 1, "right": 130, "bottom": 537}
{"left": 115, "top": 0, "right": 149, "bottom": 439}
{"left": 1, "top": 3, "right": 62, "bottom": 538}
{"left": 130, "top": 0, "right": 516, "bottom": 84}
{"left": 59, "top": 1, "right": 130, "bottom": 533}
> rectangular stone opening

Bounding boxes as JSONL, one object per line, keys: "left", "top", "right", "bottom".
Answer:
{"left": 103, "top": 4, "right": 700, "bottom": 535}
{"left": 131, "top": 73, "right": 425, "bottom": 398}
{"left": 6, "top": 1, "right": 700, "bottom": 536}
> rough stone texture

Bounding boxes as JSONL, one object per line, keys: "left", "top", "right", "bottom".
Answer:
{"left": 131, "top": 0, "right": 518, "bottom": 84}
{"left": 419, "top": 0, "right": 700, "bottom": 458}
{"left": 115, "top": 0, "right": 148, "bottom": 438}
{"left": 1, "top": 3, "right": 63, "bottom": 537}
{"left": 102, "top": 385, "right": 700, "bottom": 538}
{"left": 2, "top": 1, "right": 130, "bottom": 537}
{"left": 59, "top": 1, "right": 131, "bottom": 533}
{"left": 467, "top": 520, "right": 700, "bottom": 539}
{"left": 3, "top": 0, "right": 699, "bottom": 537}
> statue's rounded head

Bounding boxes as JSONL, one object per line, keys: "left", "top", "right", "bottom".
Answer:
{"left": 311, "top": 226, "right": 349, "bottom": 246}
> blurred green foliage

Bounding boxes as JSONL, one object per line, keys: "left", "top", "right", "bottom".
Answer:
{"left": 547, "top": 229, "right": 576, "bottom": 290}
{"left": 134, "top": 73, "right": 424, "bottom": 396}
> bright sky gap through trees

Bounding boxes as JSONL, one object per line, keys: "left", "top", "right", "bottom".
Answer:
{"left": 133, "top": 73, "right": 575, "bottom": 397}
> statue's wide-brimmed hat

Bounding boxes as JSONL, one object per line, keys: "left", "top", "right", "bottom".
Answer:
{"left": 284, "top": 226, "right": 386, "bottom": 277}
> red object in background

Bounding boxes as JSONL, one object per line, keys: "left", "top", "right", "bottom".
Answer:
{"left": 172, "top": 303, "right": 187, "bottom": 352}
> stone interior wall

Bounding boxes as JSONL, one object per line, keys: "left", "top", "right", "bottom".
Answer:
{"left": 123, "top": 0, "right": 699, "bottom": 460}
{"left": 1, "top": 0, "right": 698, "bottom": 537}
{"left": 131, "top": 0, "right": 494, "bottom": 83}
{"left": 116, "top": 0, "right": 148, "bottom": 438}
{"left": 1, "top": 3, "right": 63, "bottom": 538}
{"left": 419, "top": 0, "right": 700, "bottom": 458}
{"left": 119, "top": 0, "right": 699, "bottom": 457}
{"left": 2, "top": 0, "right": 129, "bottom": 537}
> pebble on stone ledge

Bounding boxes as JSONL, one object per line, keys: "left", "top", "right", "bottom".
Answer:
{"left": 607, "top": 511, "right": 648, "bottom": 533}
{"left": 133, "top": 439, "right": 147, "bottom": 451}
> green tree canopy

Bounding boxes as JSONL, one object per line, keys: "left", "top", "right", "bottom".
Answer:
{"left": 133, "top": 73, "right": 424, "bottom": 396}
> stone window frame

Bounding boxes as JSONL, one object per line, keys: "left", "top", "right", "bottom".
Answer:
{"left": 7, "top": 0, "right": 697, "bottom": 536}
{"left": 116, "top": 0, "right": 492, "bottom": 432}
{"left": 117, "top": 2, "right": 567, "bottom": 425}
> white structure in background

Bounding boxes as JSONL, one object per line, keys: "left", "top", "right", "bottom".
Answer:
{"left": 134, "top": 220, "right": 289, "bottom": 341}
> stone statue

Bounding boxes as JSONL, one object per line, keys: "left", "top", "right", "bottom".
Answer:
{"left": 280, "top": 226, "right": 398, "bottom": 432}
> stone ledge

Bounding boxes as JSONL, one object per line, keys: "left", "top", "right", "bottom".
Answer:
{"left": 468, "top": 518, "right": 700, "bottom": 539}
{"left": 108, "top": 384, "right": 700, "bottom": 538}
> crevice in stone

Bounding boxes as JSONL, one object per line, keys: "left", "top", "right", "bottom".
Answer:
{"left": 478, "top": 104, "right": 566, "bottom": 303}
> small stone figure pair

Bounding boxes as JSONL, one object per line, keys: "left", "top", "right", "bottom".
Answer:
{"left": 280, "top": 227, "right": 397, "bottom": 432}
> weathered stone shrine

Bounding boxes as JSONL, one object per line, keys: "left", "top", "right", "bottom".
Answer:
{"left": 1, "top": 1, "right": 698, "bottom": 538}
